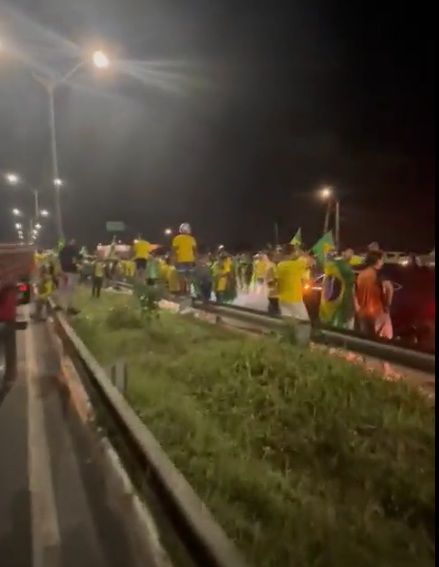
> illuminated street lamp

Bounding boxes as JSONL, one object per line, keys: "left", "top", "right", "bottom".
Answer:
{"left": 15, "top": 223, "right": 22, "bottom": 229}
{"left": 5, "top": 172, "right": 41, "bottom": 217}
{"left": 40, "top": 209, "right": 49, "bottom": 217}
{"left": 35, "top": 223, "right": 42, "bottom": 229}
{"left": 31, "top": 49, "right": 110, "bottom": 240}
{"left": 164, "top": 228, "right": 172, "bottom": 236}
{"left": 92, "top": 50, "right": 110, "bottom": 69}
{"left": 5, "top": 172, "right": 20, "bottom": 185}
{"left": 320, "top": 186, "right": 332, "bottom": 200}
{"left": 12, "top": 208, "right": 21, "bottom": 216}
{"left": 319, "top": 185, "right": 340, "bottom": 250}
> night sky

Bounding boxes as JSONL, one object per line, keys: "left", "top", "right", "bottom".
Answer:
{"left": 0, "top": 0, "right": 435, "bottom": 251}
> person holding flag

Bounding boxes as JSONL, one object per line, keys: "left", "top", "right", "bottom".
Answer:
{"left": 276, "top": 243, "right": 315, "bottom": 321}
{"left": 319, "top": 247, "right": 356, "bottom": 329}
{"left": 310, "top": 231, "right": 335, "bottom": 269}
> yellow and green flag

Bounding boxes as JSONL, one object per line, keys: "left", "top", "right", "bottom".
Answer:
{"left": 290, "top": 228, "right": 302, "bottom": 246}
{"left": 310, "top": 231, "right": 335, "bottom": 268}
{"left": 319, "top": 258, "right": 355, "bottom": 329}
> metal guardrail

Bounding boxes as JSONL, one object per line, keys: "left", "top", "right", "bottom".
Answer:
{"left": 110, "top": 281, "right": 435, "bottom": 374}
{"left": 49, "top": 300, "right": 249, "bottom": 567}
{"left": 191, "top": 300, "right": 435, "bottom": 375}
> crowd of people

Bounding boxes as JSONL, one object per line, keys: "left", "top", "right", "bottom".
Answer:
{"left": 31, "top": 224, "right": 396, "bottom": 351}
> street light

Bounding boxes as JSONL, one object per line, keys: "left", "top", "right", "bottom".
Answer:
{"left": 40, "top": 209, "right": 49, "bottom": 217}
{"left": 319, "top": 186, "right": 340, "bottom": 250}
{"left": 15, "top": 223, "right": 22, "bottom": 229}
{"left": 35, "top": 223, "right": 42, "bottom": 229}
{"left": 92, "top": 50, "right": 110, "bottom": 69}
{"left": 5, "top": 172, "right": 20, "bottom": 185}
{"left": 12, "top": 208, "right": 21, "bottom": 216}
{"left": 320, "top": 186, "right": 332, "bottom": 200}
{"left": 164, "top": 228, "right": 172, "bottom": 236}
{"left": 31, "top": 49, "right": 110, "bottom": 240}
{"left": 5, "top": 172, "right": 41, "bottom": 217}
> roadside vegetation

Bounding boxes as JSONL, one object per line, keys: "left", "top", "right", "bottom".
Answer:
{"left": 72, "top": 288, "right": 435, "bottom": 567}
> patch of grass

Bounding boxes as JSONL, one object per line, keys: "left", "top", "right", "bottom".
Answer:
{"left": 72, "top": 287, "right": 435, "bottom": 567}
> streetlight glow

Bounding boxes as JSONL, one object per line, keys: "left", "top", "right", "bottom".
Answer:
{"left": 40, "top": 209, "right": 49, "bottom": 217}
{"left": 12, "top": 208, "right": 21, "bottom": 216}
{"left": 164, "top": 228, "right": 172, "bottom": 236}
{"left": 35, "top": 223, "right": 42, "bottom": 229}
{"left": 54, "top": 178, "right": 63, "bottom": 187}
{"left": 5, "top": 173, "right": 20, "bottom": 185}
{"left": 92, "top": 50, "right": 110, "bottom": 69}
{"left": 15, "top": 223, "right": 22, "bottom": 229}
{"left": 320, "top": 187, "right": 332, "bottom": 200}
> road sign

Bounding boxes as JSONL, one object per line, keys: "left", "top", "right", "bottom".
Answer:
{"left": 106, "top": 221, "right": 125, "bottom": 232}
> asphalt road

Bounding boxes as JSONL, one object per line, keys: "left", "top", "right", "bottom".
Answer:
{"left": 0, "top": 316, "right": 150, "bottom": 567}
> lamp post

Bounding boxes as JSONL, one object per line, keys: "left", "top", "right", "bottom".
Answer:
{"left": 319, "top": 186, "right": 341, "bottom": 251}
{"left": 4, "top": 172, "right": 43, "bottom": 218}
{"left": 31, "top": 50, "right": 110, "bottom": 240}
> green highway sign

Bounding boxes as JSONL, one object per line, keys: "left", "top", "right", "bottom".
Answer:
{"left": 106, "top": 221, "right": 125, "bottom": 232}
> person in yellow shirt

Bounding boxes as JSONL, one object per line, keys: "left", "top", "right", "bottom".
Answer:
{"left": 34, "top": 265, "right": 53, "bottom": 320}
{"left": 213, "top": 256, "right": 229, "bottom": 304}
{"left": 161, "top": 258, "right": 180, "bottom": 295}
{"left": 132, "top": 234, "right": 151, "bottom": 281}
{"left": 171, "top": 223, "right": 197, "bottom": 295}
{"left": 276, "top": 243, "right": 315, "bottom": 321}
{"left": 91, "top": 258, "right": 106, "bottom": 298}
{"left": 253, "top": 253, "right": 269, "bottom": 295}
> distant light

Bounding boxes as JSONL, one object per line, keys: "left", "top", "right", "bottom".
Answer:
{"left": 54, "top": 178, "right": 63, "bottom": 187}
{"left": 40, "top": 209, "right": 49, "bottom": 217}
{"left": 92, "top": 50, "right": 109, "bottom": 69}
{"left": 35, "top": 223, "right": 42, "bottom": 229}
{"left": 15, "top": 223, "right": 22, "bottom": 229}
{"left": 5, "top": 173, "right": 20, "bottom": 185}
{"left": 164, "top": 228, "right": 172, "bottom": 236}
{"left": 12, "top": 208, "right": 21, "bottom": 216}
{"left": 320, "top": 187, "right": 332, "bottom": 199}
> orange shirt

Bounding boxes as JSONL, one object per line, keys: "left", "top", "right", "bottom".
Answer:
{"left": 355, "top": 267, "right": 385, "bottom": 318}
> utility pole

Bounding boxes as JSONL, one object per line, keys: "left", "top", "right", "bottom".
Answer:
{"left": 323, "top": 201, "right": 331, "bottom": 234}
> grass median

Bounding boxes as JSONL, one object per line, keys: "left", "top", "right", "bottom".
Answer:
{"left": 71, "top": 287, "right": 435, "bottom": 567}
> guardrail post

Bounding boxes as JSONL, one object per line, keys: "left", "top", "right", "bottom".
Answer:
{"left": 107, "top": 360, "right": 128, "bottom": 396}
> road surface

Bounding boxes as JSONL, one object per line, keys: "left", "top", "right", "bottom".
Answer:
{"left": 0, "top": 315, "right": 152, "bottom": 567}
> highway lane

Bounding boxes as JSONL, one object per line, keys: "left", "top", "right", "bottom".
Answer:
{"left": 0, "top": 315, "right": 155, "bottom": 567}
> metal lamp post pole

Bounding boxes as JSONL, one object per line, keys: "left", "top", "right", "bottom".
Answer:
{"left": 47, "top": 84, "right": 63, "bottom": 241}
{"left": 323, "top": 201, "right": 331, "bottom": 235}
{"left": 32, "top": 189, "right": 40, "bottom": 219}
{"left": 33, "top": 62, "right": 84, "bottom": 242}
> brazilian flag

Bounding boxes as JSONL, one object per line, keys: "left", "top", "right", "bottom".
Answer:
{"left": 290, "top": 228, "right": 302, "bottom": 246}
{"left": 319, "top": 258, "right": 355, "bottom": 329}
{"left": 310, "top": 231, "right": 335, "bottom": 269}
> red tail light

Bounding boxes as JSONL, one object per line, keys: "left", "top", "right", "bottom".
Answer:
{"left": 18, "top": 284, "right": 27, "bottom": 293}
